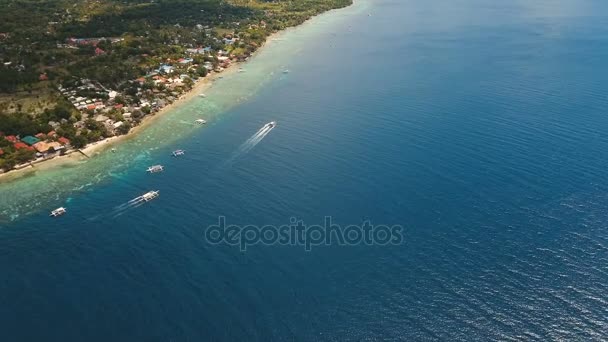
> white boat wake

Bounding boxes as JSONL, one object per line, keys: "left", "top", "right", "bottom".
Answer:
{"left": 222, "top": 122, "right": 276, "bottom": 167}
{"left": 110, "top": 200, "right": 146, "bottom": 218}
{"left": 87, "top": 194, "right": 150, "bottom": 220}
{"left": 238, "top": 126, "right": 272, "bottom": 154}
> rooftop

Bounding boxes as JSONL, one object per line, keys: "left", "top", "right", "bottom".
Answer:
{"left": 21, "top": 136, "right": 40, "bottom": 146}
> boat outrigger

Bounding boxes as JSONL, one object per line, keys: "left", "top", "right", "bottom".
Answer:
{"left": 172, "top": 149, "right": 185, "bottom": 157}
{"left": 146, "top": 165, "right": 164, "bottom": 173}
{"left": 50, "top": 207, "right": 67, "bottom": 217}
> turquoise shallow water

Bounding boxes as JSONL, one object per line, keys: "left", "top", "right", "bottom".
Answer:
{"left": 3, "top": 0, "right": 608, "bottom": 340}
{"left": 0, "top": 2, "right": 368, "bottom": 221}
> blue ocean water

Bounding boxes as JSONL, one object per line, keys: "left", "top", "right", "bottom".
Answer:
{"left": 3, "top": 0, "right": 608, "bottom": 340}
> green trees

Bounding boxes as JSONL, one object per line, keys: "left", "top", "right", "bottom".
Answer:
{"left": 0, "top": 112, "right": 45, "bottom": 136}
{"left": 116, "top": 122, "right": 131, "bottom": 135}
{"left": 39, "top": 102, "right": 74, "bottom": 124}
{"left": 183, "top": 77, "right": 194, "bottom": 88}
{"left": 196, "top": 66, "right": 208, "bottom": 77}
{"left": 71, "top": 135, "right": 88, "bottom": 149}
{"left": 14, "top": 149, "right": 35, "bottom": 163}
{"left": 0, "top": 68, "right": 38, "bottom": 93}
{"left": 0, "top": 148, "right": 36, "bottom": 171}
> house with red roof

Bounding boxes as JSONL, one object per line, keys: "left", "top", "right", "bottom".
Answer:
{"left": 95, "top": 47, "right": 105, "bottom": 56}
{"left": 5, "top": 135, "right": 17, "bottom": 143}
{"left": 58, "top": 137, "right": 70, "bottom": 146}
{"left": 14, "top": 142, "right": 33, "bottom": 150}
{"left": 0, "top": 148, "right": 4, "bottom": 155}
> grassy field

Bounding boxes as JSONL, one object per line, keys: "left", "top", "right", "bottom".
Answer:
{"left": 0, "top": 82, "right": 59, "bottom": 115}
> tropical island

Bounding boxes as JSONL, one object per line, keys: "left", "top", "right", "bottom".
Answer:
{"left": 0, "top": 0, "right": 351, "bottom": 174}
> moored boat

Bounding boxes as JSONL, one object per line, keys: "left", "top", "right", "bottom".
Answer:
{"left": 172, "top": 149, "right": 185, "bottom": 157}
{"left": 146, "top": 165, "right": 164, "bottom": 173}
{"left": 195, "top": 119, "right": 207, "bottom": 124}
{"left": 50, "top": 207, "right": 67, "bottom": 217}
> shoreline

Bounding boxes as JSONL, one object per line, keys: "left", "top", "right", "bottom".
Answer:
{"left": 0, "top": 32, "right": 278, "bottom": 183}
{"left": 0, "top": 2, "right": 355, "bottom": 184}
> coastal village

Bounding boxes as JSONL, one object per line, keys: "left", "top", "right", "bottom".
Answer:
{"left": 0, "top": 29, "right": 250, "bottom": 172}
{"left": 0, "top": 0, "right": 352, "bottom": 174}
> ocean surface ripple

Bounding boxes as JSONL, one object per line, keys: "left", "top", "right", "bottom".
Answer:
{"left": 2, "top": 0, "right": 608, "bottom": 340}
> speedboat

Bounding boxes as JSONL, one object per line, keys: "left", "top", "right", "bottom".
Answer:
{"left": 146, "top": 165, "right": 164, "bottom": 173}
{"left": 264, "top": 121, "right": 277, "bottom": 129}
{"left": 172, "top": 149, "right": 185, "bottom": 157}
{"left": 142, "top": 190, "right": 159, "bottom": 202}
{"left": 50, "top": 207, "right": 67, "bottom": 217}
{"left": 195, "top": 119, "right": 207, "bottom": 124}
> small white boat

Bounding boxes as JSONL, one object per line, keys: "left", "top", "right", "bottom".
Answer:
{"left": 146, "top": 165, "right": 164, "bottom": 173}
{"left": 142, "top": 190, "right": 159, "bottom": 202}
{"left": 50, "top": 207, "right": 67, "bottom": 217}
{"left": 199, "top": 93, "right": 207, "bottom": 98}
{"left": 283, "top": 69, "right": 290, "bottom": 74}
{"left": 195, "top": 119, "right": 207, "bottom": 125}
{"left": 264, "top": 121, "right": 277, "bottom": 129}
{"left": 172, "top": 149, "right": 185, "bottom": 157}
{"left": 238, "top": 68, "right": 245, "bottom": 73}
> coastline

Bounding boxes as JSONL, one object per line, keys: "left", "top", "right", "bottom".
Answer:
{"left": 0, "top": 1, "right": 357, "bottom": 184}
{"left": 0, "top": 29, "right": 289, "bottom": 183}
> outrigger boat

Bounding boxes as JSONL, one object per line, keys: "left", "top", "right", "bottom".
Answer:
{"left": 195, "top": 119, "right": 207, "bottom": 124}
{"left": 50, "top": 207, "right": 67, "bottom": 217}
{"left": 172, "top": 149, "right": 185, "bottom": 157}
{"left": 129, "top": 190, "right": 160, "bottom": 204}
{"left": 142, "top": 190, "right": 159, "bottom": 202}
{"left": 146, "top": 165, "right": 164, "bottom": 173}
